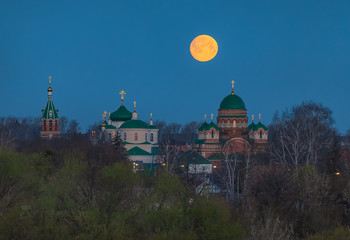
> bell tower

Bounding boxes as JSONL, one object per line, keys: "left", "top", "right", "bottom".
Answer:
{"left": 40, "top": 76, "right": 60, "bottom": 139}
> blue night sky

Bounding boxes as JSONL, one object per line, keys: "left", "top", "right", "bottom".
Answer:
{"left": 0, "top": 0, "right": 349, "bottom": 133}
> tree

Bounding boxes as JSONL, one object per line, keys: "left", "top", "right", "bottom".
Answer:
{"left": 181, "top": 121, "right": 200, "bottom": 145}
{"left": 160, "top": 138, "right": 181, "bottom": 175}
{"left": 112, "top": 132, "right": 126, "bottom": 154}
{"left": 270, "top": 102, "right": 337, "bottom": 168}
{"left": 66, "top": 120, "right": 81, "bottom": 137}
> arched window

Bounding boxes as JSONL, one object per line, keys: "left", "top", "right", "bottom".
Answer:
{"left": 134, "top": 133, "right": 138, "bottom": 141}
{"left": 260, "top": 131, "right": 263, "bottom": 139}
{"left": 211, "top": 131, "right": 214, "bottom": 138}
{"left": 238, "top": 122, "right": 242, "bottom": 128}
{"left": 150, "top": 133, "right": 154, "bottom": 141}
{"left": 233, "top": 120, "right": 236, "bottom": 128}
{"left": 49, "top": 121, "right": 52, "bottom": 130}
{"left": 145, "top": 133, "right": 148, "bottom": 141}
{"left": 124, "top": 132, "right": 127, "bottom": 141}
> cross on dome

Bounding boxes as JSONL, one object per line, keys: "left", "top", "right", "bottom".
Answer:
{"left": 231, "top": 80, "right": 235, "bottom": 95}
{"left": 120, "top": 90, "right": 126, "bottom": 102}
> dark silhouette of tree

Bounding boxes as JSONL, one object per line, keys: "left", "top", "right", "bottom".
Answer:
{"left": 270, "top": 102, "right": 338, "bottom": 168}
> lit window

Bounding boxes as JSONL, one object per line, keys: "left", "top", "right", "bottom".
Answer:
{"left": 233, "top": 120, "right": 236, "bottom": 128}
{"left": 134, "top": 133, "right": 138, "bottom": 141}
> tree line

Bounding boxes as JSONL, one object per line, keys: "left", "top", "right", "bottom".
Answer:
{"left": 0, "top": 101, "right": 350, "bottom": 239}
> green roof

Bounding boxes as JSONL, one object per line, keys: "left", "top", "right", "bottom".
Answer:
{"left": 199, "top": 122, "right": 209, "bottom": 131}
{"left": 149, "top": 125, "right": 158, "bottom": 129}
{"left": 120, "top": 119, "right": 150, "bottom": 129}
{"left": 248, "top": 122, "right": 256, "bottom": 131}
{"left": 207, "top": 153, "right": 225, "bottom": 161}
{"left": 254, "top": 122, "right": 268, "bottom": 131}
{"left": 110, "top": 104, "right": 132, "bottom": 121}
{"left": 105, "top": 124, "right": 116, "bottom": 129}
{"left": 195, "top": 139, "right": 205, "bottom": 144}
{"left": 199, "top": 122, "right": 219, "bottom": 131}
{"left": 219, "top": 94, "right": 246, "bottom": 110}
{"left": 206, "top": 122, "right": 219, "bottom": 131}
{"left": 42, "top": 98, "right": 59, "bottom": 120}
{"left": 128, "top": 146, "right": 151, "bottom": 156}
{"left": 151, "top": 147, "right": 162, "bottom": 155}
{"left": 185, "top": 151, "right": 212, "bottom": 165}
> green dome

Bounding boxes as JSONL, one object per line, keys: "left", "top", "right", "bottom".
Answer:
{"left": 219, "top": 94, "right": 246, "bottom": 110}
{"left": 248, "top": 122, "right": 256, "bottom": 131}
{"left": 120, "top": 119, "right": 150, "bottom": 129}
{"left": 206, "top": 122, "right": 219, "bottom": 131}
{"left": 254, "top": 122, "right": 268, "bottom": 131}
{"left": 198, "top": 122, "right": 209, "bottom": 131}
{"left": 110, "top": 105, "right": 132, "bottom": 121}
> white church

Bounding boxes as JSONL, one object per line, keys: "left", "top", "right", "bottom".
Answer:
{"left": 101, "top": 90, "right": 161, "bottom": 169}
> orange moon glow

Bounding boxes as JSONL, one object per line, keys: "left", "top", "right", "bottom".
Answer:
{"left": 190, "top": 35, "right": 218, "bottom": 62}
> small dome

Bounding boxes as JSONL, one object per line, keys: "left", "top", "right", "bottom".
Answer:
{"left": 120, "top": 119, "right": 150, "bottom": 129}
{"left": 198, "top": 122, "right": 209, "bottom": 131}
{"left": 110, "top": 105, "right": 132, "bottom": 121}
{"left": 248, "top": 122, "right": 256, "bottom": 131}
{"left": 219, "top": 94, "right": 246, "bottom": 110}
{"left": 206, "top": 122, "right": 219, "bottom": 131}
{"left": 254, "top": 122, "right": 268, "bottom": 131}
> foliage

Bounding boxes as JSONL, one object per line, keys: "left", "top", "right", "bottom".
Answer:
{"left": 306, "top": 226, "right": 350, "bottom": 240}
{"left": 0, "top": 148, "right": 246, "bottom": 240}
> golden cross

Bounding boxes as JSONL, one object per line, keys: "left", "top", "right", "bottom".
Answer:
{"left": 49, "top": 76, "right": 52, "bottom": 86}
{"left": 252, "top": 114, "right": 254, "bottom": 122}
{"left": 231, "top": 80, "right": 235, "bottom": 93}
{"left": 120, "top": 90, "right": 126, "bottom": 101}
{"left": 259, "top": 113, "right": 261, "bottom": 122}
{"left": 104, "top": 110, "right": 107, "bottom": 116}
{"left": 150, "top": 113, "right": 152, "bottom": 118}
{"left": 204, "top": 114, "right": 207, "bottom": 121}
{"left": 133, "top": 101, "right": 136, "bottom": 109}
{"left": 211, "top": 114, "right": 213, "bottom": 121}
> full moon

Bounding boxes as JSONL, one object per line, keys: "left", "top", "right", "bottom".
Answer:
{"left": 190, "top": 35, "right": 218, "bottom": 62}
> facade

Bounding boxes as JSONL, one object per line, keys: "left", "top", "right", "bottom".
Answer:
{"left": 101, "top": 91, "right": 161, "bottom": 167}
{"left": 41, "top": 76, "right": 60, "bottom": 139}
{"left": 194, "top": 81, "right": 268, "bottom": 159}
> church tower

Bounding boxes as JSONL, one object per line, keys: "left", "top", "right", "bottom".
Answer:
{"left": 40, "top": 76, "right": 60, "bottom": 139}
{"left": 217, "top": 81, "right": 249, "bottom": 154}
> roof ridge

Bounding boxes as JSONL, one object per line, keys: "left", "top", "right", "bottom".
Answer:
{"left": 42, "top": 98, "right": 59, "bottom": 120}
